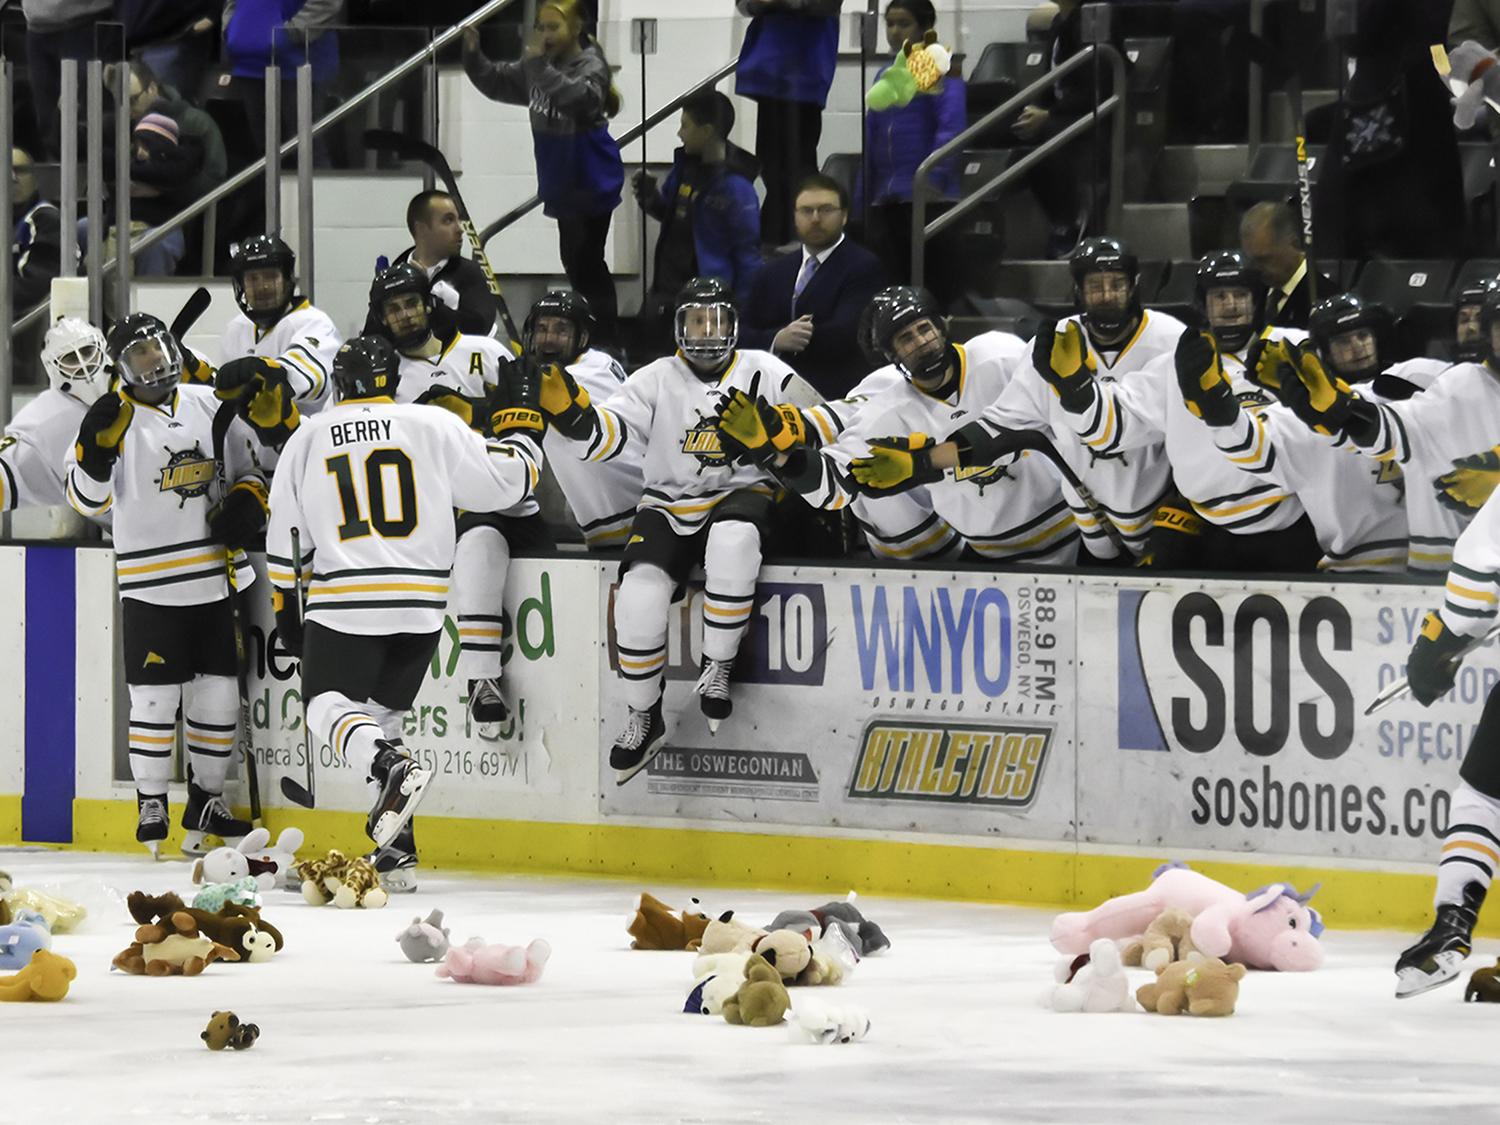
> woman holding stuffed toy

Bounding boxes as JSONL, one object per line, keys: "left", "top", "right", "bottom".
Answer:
{"left": 462, "top": 0, "right": 624, "bottom": 346}
{"left": 860, "top": 0, "right": 966, "bottom": 300}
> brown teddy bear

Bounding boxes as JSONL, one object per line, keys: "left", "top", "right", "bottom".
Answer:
{"left": 697, "top": 913, "right": 813, "bottom": 982}
{"left": 296, "top": 850, "right": 389, "bottom": 909}
{"left": 626, "top": 892, "right": 712, "bottom": 951}
{"left": 722, "top": 952, "right": 790, "bottom": 1027}
{"left": 127, "top": 891, "right": 284, "bottom": 963}
{"left": 1120, "top": 907, "right": 1199, "bottom": 972}
{"left": 113, "top": 910, "right": 239, "bottom": 976}
{"left": 1465, "top": 959, "right": 1500, "bottom": 1001}
{"left": 202, "top": 1010, "right": 260, "bottom": 1050}
{"left": 1135, "top": 955, "right": 1246, "bottom": 1016}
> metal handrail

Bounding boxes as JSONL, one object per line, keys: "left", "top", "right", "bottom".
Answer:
{"left": 911, "top": 44, "right": 1126, "bottom": 290}
{"left": 11, "top": 0, "right": 522, "bottom": 335}
{"left": 478, "top": 57, "right": 740, "bottom": 247}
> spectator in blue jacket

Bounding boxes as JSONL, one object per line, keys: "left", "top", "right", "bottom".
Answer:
{"left": 464, "top": 0, "right": 625, "bottom": 346}
{"left": 735, "top": 0, "right": 844, "bottom": 248}
{"left": 861, "top": 0, "right": 965, "bottom": 298}
{"left": 223, "top": 0, "right": 341, "bottom": 161}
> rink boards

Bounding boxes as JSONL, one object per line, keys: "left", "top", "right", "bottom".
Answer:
{"left": 0, "top": 545, "right": 1484, "bottom": 932}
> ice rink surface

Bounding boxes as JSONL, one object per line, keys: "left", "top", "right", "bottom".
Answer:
{"left": 6, "top": 849, "right": 1499, "bottom": 1125}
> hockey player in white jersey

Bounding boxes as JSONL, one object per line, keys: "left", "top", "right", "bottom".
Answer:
{"left": 265, "top": 335, "right": 546, "bottom": 888}
{"left": 1391, "top": 482, "right": 1500, "bottom": 995}
{"left": 564, "top": 278, "right": 800, "bottom": 782}
{"left": 740, "top": 287, "right": 1075, "bottom": 564}
{"left": 1173, "top": 258, "right": 1408, "bottom": 573}
{"left": 66, "top": 314, "right": 269, "bottom": 855}
{"left": 369, "top": 261, "right": 539, "bottom": 733}
{"left": 0, "top": 318, "right": 111, "bottom": 514}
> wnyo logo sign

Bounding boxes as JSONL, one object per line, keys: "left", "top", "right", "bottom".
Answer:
{"left": 851, "top": 585, "right": 1011, "bottom": 696}
{"left": 847, "top": 721, "right": 1049, "bottom": 807}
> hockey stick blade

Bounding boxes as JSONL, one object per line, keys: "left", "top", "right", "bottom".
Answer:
{"left": 1432, "top": 44, "right": 1500, "bottom": 115}
{"left": 1364, "top": 619, "right": 1500, "bottom": 716}
{"left": 363, "top": 128, "right": 453, "bottom": 180}
{"left": 280, "top": 776, "right": 316, "bottom": 808}
{"left": 169, "top": 285, "right": 212, "bottom": 340}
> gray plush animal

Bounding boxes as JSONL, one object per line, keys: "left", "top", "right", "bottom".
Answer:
{"left": 768, "top": 896, "right": 890, "bottom": 957}
{"left": 396, "top": 909, "right": 451, "bottom": 963}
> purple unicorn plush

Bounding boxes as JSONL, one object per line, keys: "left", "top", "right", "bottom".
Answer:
{"left": 1051, "top": 863, "right": 1325, "bottom": 971}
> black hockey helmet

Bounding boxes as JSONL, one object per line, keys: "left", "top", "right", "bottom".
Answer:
{"left": 1069, "top": 236, "right": 1140, "bottom": 337}
{"left": 523, "top": 288, "right": 594, "bottom": 364}
{"left": 332, "top": 334, "right": 401, "bottom": 400}
{"left": 1480, "top": 284, "right": 1500, "bottom": 368}
{"left": 674, "top": 276, "right": 738, "bottom": 372}
{"left": 107, "top": 312, "right": 182, "bottom": 398}
{"left": 858, "top": 287, "right": 908, "bottom": 369}
{"left": 1308, "top": 293, "right": 1394, "bottom": 382}
{"left": 368, "top": 262, "right": 434, "bottom": 351}
{"left": 870, "top": 285, "right": 949, "bottom": 384}
{"left": 1455, "top": 276, "right": 1498, "bottom": 362}
{"left": 1194, "top": 249, "right": 1267, "bottom": 353}
{"left": 228, "top": 233, "right": 297, "bottom": 327}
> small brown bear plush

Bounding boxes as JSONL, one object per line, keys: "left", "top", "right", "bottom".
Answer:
{"left": 1120, "top": 908, "right": 1199, "bottom": 972}
{"left": 127, "top": 891, "right": 284, "bottom": 963}
{"left": 626, "top": 892, "right": 712, "bottom": 951}
{"left": 113, "top": 911, "right": 239, "bottom": 976}
{"left": 202, "top": 1010, "right": 260, "bottom": 1050}
{"left": 1465, "top": 959, "right": 1500, "bottom": 1002}
{"left": 722, "top": 951, "right": 790, "bottom": 1027}
{"left": 1135, "top": 955, "right": 1246, "bottom": 1016}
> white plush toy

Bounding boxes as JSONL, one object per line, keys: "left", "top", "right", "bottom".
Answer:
{"left": 684, "top": 969, "right": 743, "bottom": 1016}
{"left": 1047, "top": 938, "right": 1136, "bottom": 1013}
{"left": 192, "top": 827, "right": 305, "bottom": 892}
{"left": 788, "top": 996, "right": 871, "bottom": 1044}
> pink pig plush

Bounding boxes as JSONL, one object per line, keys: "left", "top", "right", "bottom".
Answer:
{"left": 436, "top": 937, "right": 551, "bottom": 985}
{"left": 1050, "top": 863, "right": 1324, "bottom": 971}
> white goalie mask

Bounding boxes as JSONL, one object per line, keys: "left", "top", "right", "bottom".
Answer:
{"left": 41, "top": 317, "right": 111, "bottom": 405}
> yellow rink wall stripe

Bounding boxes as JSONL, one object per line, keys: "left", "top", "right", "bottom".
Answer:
{"left": 4, "top": 796, "right": 1485, "bottom": 937}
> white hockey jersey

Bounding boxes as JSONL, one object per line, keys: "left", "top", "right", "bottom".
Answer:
{"left": 265, "top": 397, "right": 542, "bottom": 636}
{"left": 544, "top": 348, "right": 645, "bottom": 548}
{"left": 65, "top": 384, "right": 262, "bottom": 606}
{"left": 977, "top": 310, "right": 1183, "bottom": 557}
{"left": 393, "top": 331, "right": 512, "bottom": 403}
{"left": 0, "top": 388, "right": 86, "bottom": 511}
{"left": 219, "top": 300, "right": 341, "bottom": 409}
{"left": 585, "top": 349, "right": 799, "bottom": 536}
{"left": 1438, "top": 481, "right": 1500, "bottom": 636}
{"left": 794, "top": 333, "right": 1076, "bottom": 563}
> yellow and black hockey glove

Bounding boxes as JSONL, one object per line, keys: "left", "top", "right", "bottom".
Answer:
{"left": 715, "top": 389, "right": 806, "bottom": 466}
{"left": 271, "top": 586, "right": 303, "bottom": 658}
{"left": 1032, "top": 319, "right": 1099, "bottom": 415}
{"left": 537, "top": 361, "right": 597, "bottom": 442}
{"left": 1437, "top": 447, "right": 1500, "bottom": 514}
{"left": 209, "top": 478, "right": 270, "bottom": 549}
{"left": 214, "top": 355, "right": 283, "bottom": 403}
{"left": 181, "top": 348, "right": 216, "bottom": 385}
{"left": 245, "top": 373, "right": 302, "bottom": 449}
{"left": 74, "top": 390, "right": 135, "bottom": 481}
{"left": 414, "top": 384, "right": 479, "bottom": 428}
{"left": 1243, "top": 335, "right": 1294, "bottom": 395}
{"left": 488, "top": 357, "right": 546, "bottom": 438}
{"left": 1286, "top": 342, "right": 1355, "bottom": 437}
{"left": 1407, "top": 610, "right": 1468, "bottom": 706}
{"left": 1174, "top": 329, "right": 1240, "bottom": 427}
{"left": 850, "top": 433, "right": 943, "bottom": 493}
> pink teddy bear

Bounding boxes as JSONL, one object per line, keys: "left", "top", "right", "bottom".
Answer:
{"left": 1051, "top": 863, "right": 1325, "bottom": 971}
{"left": 436, "top": 937, "right": 551, "bottom": 985}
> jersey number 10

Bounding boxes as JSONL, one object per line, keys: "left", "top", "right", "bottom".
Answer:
{"left": 326, "top": 449, "right": 418, "bottom": 541}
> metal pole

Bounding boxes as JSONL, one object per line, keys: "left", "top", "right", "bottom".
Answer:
{"left": 85, "top": 60, "right": 104, "bottom": 326}
{"left": 58, "top": 58, "right": 78, "bottom": 278}
{"left": 421, "top": 55, "right": 437, "bottom": 192}
{"left": 297, "top": 61, "right": 314, "bottom": 302}
{"left": 0, "top": 61, "right": 15, "bottom": 437}
{"left": 265, "top": 63, "right": 281, "bottom": 233}
{"left": 1248, "top": 0, "right": 1264, "bottom": 158}
{"left": 113, "top": 58, "right": 131, "bottom": 316}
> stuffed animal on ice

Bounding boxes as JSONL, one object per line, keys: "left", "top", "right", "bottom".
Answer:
{"left": 1119, "top": 907, "right": 1198, "bottom": 972}
{"left": 866, "top": 30, "right": 954, "bottom": 111}
{"left": 127, "top": 891, "right": 283, "bottom": 964}
{"left": 1136, "top": 955, "right": 1246, "bottom": 1017}
{"left": 192, "top": 876, "right": 261, "bottom": 913}
{"left": 398, "top": 910, "right": 451, "bottom": 963}
{"left": 722, "top": 951, "right": 790, "bottom": 1027}
{"left": 0, "top": 948, "right": 76, "bottom": 1001}
{"left": 0, "top": 909, "right": 52, "bottom": 970}
{"left": 0, "top": 869, "right": 87, "bottom": 932}
{"left": 1046, "top": 938, "right": 1136, "bottom": 1013}
{"left": 437, "top": 938, "right": 550, "bottom": 986}
{"left": 697, "top": 913, "right": 813, "bottom": 982}
{"left": 112, "top": 910, "right": 239, "bottom": 976}
{"left": 296, "top": 850, "right": 389, "bottom": 909}
{"left": 627, "top": 892, "right": 712, "bottom": 951}
{"left": 202, "top": 1010, "right": 260, "bottom": 1050}
{"left": 192, "top": 827, "right": 304, "bottom": 892}
{"left": 789, "top": 996, "right": 872, "bottom": 1044}
{"left": 685, "top": 968, "right": 744, "bottom": 1016}
{"left": 1050, "top": 863, "right": 1325, "bottom": 971}
{"left": 767, "top": 893, "right": 890, "bottom": 958}
{"left": 1466, "top": 959, "right": 1500, "bottom": 1002}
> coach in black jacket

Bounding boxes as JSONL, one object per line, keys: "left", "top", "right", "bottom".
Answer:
{"left": 739, "top": 173, "right": 890, "bottom": 399}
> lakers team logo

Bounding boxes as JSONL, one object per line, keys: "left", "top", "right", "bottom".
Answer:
{"left": 847, "top": 721, "right": 1050, "bottom": 807}
{"left": 1236, "top": 389, "right": 1273, "bottom": 409}
{"left": 157, "top": 446, "right": 215, "bottom": 506}
{"left": 953, "top": 462, "right": 1012, "bottom": 493}
{"left": 682, "top": 412, "right": 728, "bottom": 468}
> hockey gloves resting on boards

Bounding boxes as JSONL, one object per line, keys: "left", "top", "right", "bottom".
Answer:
{"left": 1174, "top": 330, "right": 1239, "bottom": 427}
{"left": 1033, "top": 320, "right": 1099, "bottom": 415}
{"left": 209, "top": 479, "right": 270, "bottom": 549}
{"left": 714, "top": 372, "right": 807, "bottom": 467}
{"left": 537, "top": 362, "right": 597, "bottom": 441}
{"left": 1437, "top": 447, "right": 1500, "bottom": 514}
{"left": 850, "top": 433, "right": 943, "bottom": 493}
{"left": 75, "top": 391, "right": 136, "bottom": 481}
{"left": 1407, "top": 611, "right": 1469, "bottom": 706}
{"left": 488, "top": 358, "right": 547, "bottom": 439}
{"left": 271, "top": 585, "right": 304, "bottom": 657}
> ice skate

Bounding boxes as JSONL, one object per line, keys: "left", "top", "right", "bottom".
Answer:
{"left": 136, "top": 792, "right": 168, "bottom": 859}
{"left": 610, "top": 698, "right": 666, "bottom": 785}
{"left": 367, "top": 740, "right": 432, "bottom": 848}
{"left": 180, "top": 781, "right": 252, "bottom": 855}
{"left": 694, "top": 657, "right": 734, "bottom": 734}
{"left": 366, "top": 823, "right": 418, "bottom": 893}
{"left": 467, "top": 676, "right": 510, "bottom": 735}
{"left": 1395, "top": 882, "right": 1486, "bottom": 998}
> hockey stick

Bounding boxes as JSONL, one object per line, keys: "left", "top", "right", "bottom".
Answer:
{"left": 279, "top": 525, "right": 317, "bottom": 809}
{"left": 1017, "top": 430, "right": 1134, "bottom": 560}
{"left": 169, "top": 285, "right": 212, "bottom": 340}
{"left": 361, "top": 128, "right": 523, "bottom": 347}
{"left": 1284, "top": 72, "right": 1318, "bottom": 306}
{"left": 1364, "top": 620, "right": 1500, "bottom": 716}
{"left": 1432, "top": 44, "right": 1500, "bottom": 117}
{"left": 210, "top": 402, "right": 262, "bottom": 828}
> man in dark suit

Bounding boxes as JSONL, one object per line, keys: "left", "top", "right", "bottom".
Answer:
{"left": 1241, "top": 201, "right": 1337, "bottom": 329}
{"left": 739, "top": 173, "right": 891, "bottom": 399}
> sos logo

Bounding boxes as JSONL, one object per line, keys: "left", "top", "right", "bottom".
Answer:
{"left": 1167, "top": 593, "right": 1354, "bottom": 759}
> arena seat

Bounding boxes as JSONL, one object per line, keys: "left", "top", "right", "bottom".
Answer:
{"left": 1225, "top": 143, "right": 1327, "bottom": 207}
